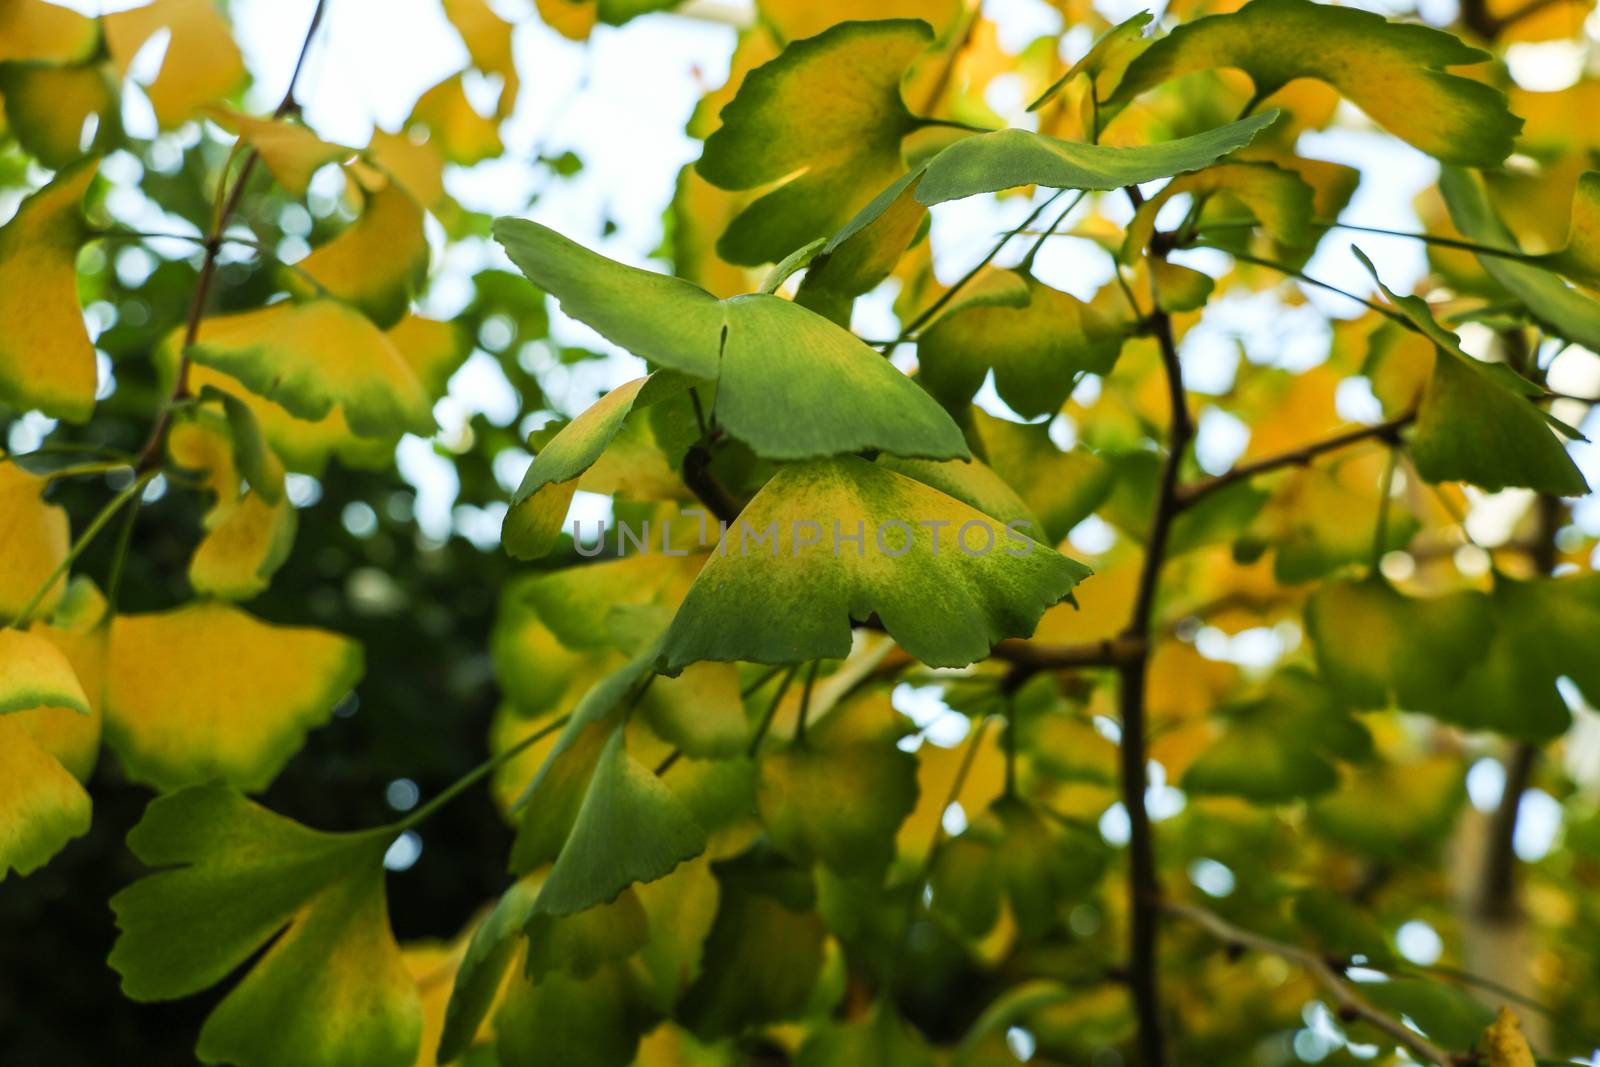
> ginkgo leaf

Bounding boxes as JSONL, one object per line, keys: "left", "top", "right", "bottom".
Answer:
{"left": 1121, "top": 161, "right": 1315, "bottom": 260}
{"left": 495, "top": 964, "right": 648, "bottom": 1067}
{"left": 970, "top": 410, "right": 1113, "bottom": 544}
{"left": 183, "top": 299, "right": 436, "bottom": 439}
{"left": 1183, "top": 669, "right": 1370, "bottom": 802}
{"left": 0, "top": 717, "right": 91, "bottom": 881}
{"left": 917, "top": 270, "right": 1122, "bottom": 418}
{"left": 503, "top": 374, "right": 687, "bottom": 559}
{"left": 105, "top": 0, "right": 247, "bottom": 129}
{"left": 0, "top": 63, "right": 116, "bottom": 167}
{"left": 1309, "top": 757, "right": 1464, "bottom": 858}
{"left": 698, "top": 19, "right": 932, "bottom": 265}
{"left": 0, "top": 627, "right": 89, "bottom": 716}
{"left": 756, "top": 697, "right": 919, "bottom": 876}
{"left": 437, "top": 877, "right": 539, "bottom": 1062}
{"left": 443, "top": 0, "right": 520, "bottom": 119}
{"left": 531, "top": 726, "right": 707, "bottom": 916}
{"left": 0, "top": 0, "right": 99, "bottom": 63}
{"left": 931, "top": 798, "right": 1109, "bottom": 938}
{"left": 660, "top": 456, "right": 1090, "bottom": 670}
{"left": 911, "top": 111, "right": 1278, "bottom": 206}
{"left": 795, "top": 1002, "right": 937, "bottom": 1067}
{"left": 796, "top": 165, "right": 928, "bottom": 326}
{"left": 1435, "top": 573, "right": 1600, "bottom": 740}
{"left": 1358, "top": 249, "right": 1588, "bottom": 496}
{"left": 1481, "top": 1008, "right": 1537, "bottom": 1067}
{"left": 182, "top": 313, "right": 464, "bottom": 474}
{"left": 203, "top": 107, "right": 356, "bottom": 196}
{"left": 1439, "top": 166, "right": 1600, "bottom": 353}
{"left": 639, "top": 660, "right": 748, "bottom": 759}
{"left": 523, "top": 887, "right": 649, "bottom": 980}
{"left": 1543, "top": 171, "right": 1600, "bottom": 289}
{"left": 1107, "top": 0, "right": 1520, "bottom": 166}
{"left": 288, "top": 177, "right": 428, "bottom": 328}
{"left": 877, "top": 454, "right": 1040, "bottom": 533}
{"left": 631, "top": 855, "right": 721, "bottom": 1011}
{"left": 1306, "top": 576, "right": 1492, "bottom": 712}
{"left": 19, "top": 577, "right": 107, "bottom": 784}
{"left": 677, "top": 847, "right": 827, "bottom": 1038}
{"left": 0, "top": 160, "right": 97, "bottom": 423}
{"left": 109, "top": 785, "right": 421, "bottom": 1067}
{"left": 493, "top": 219, "right": 969, "bottom": 462}
{"left": 168, "top": 407, "right": 296, "bottom": 600}
{"left": 0, "top": 462, "right": 70, "bottom": 623}
{"left": 409, "top": 73, "right": 502, "bottom": 166}
{"left": 1028, "top": 11, "right": 1154, "bottom": 113}
{"left": 105, "top": 602, "right": 363, "bottom": 792}
{"left": 1361, "top": 978, "right": 1495, "bottom": 1049}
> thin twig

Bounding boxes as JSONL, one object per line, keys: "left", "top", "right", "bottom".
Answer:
{"left": 1178, "top": 414, "right": 1414, "bottom": 508}
{"left": 1166, "top": 901, "right": 1457, "bottom": 1066}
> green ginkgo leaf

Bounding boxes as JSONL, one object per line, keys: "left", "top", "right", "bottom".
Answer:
{"left": 1121, "top": 161, "right": 1315, "bottom": 261}
{"left": 502, "top": 374, "right": 688, "bottom": 559}
{"left": 1108, "top": 0, "right": 1520, "bottom": 166}
{"left": 796, "top": 166, "right": 928, "bottom": 326}
{"left": 1439, "top": 166, "right": 1600, "bottom": 354}
{"left": 970, "top": 409, "right": 1113, "bottom": 544}
{"left": 109, "top": 786, "right": 420, "bottom": 1067}
{"left": 1436, "top": 573, "right": 1600, "bottom": 741}
{"left": 1028, "top": 11, "right": 1155, "bottom": 113}
{"left": 495, "top": 964, "right": 648, "bottom": 1067}
{"left": 756, "top": 696, "right": 919, "bottom": 877}
{"left": 678, "top": 847, "right": 828, "bottom": 1038}
{"left": 1358, "top": 249, "right": 1588, "bottom": 496}
{"left": 912, "top": 110, "right": 1278, "bottom": 206}
{"left": 532, "top": 726, "right": 707, "bottom": 916}
{"left": 1306, "top": 576, "right": 1492, "bottom": 712}
{"left": 659, "top": 456, "right": 1090, "bottom": 670}
{"left": 917, "top": 270, "right": 1122, "bottom": 419}
{"left": 183, "top": 300, "right": 436, "bottom": 439}
{"left": 524, "top": 886, "right": 650, "bottom": 980}
{"left": 795, "top": 1002, "right": 937, "bottom": 1067}
{"left": 877, "top": 453, "right": 1041, "bottom": 533}
{"left": 1362, "top": 979, "right": 1496, "bottom": 1049}
{"left": 1183, "top": 669, "right": 1371, "bottom": 802}
{"left": 698, "top": 19, "right": 932, "bottom": 265}
{"left": 1309, "top": 757, "right": 1465, "bottom": 859}
{"left": 494, "top": 219, "right": 969, "bottom": 463}
{"left": 0, "top": 62, "right": 116, "bottom": 168}
{"left": 438, "top": 877, "right": 541, "bottom": 1063}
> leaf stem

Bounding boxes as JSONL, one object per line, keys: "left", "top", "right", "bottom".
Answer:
{"left": 10, "top": 469, "right": 158, "bottom": 629}
{"left": 1178, "top": 414, "right": 1413, "bottom": 509}
{"left": 397, "top": 713, "right": 570, "bottom": 832}
{"left": 1186, "top": 242, "right": 1409, "bottom": 323}
{"left": 1371, "top": 443, "right": 1400, "bottom": 570}
{"left": 746, "top": 665, "right": 799, "bottom": 756}
{"left": 794, "top": 660, "right": 819, "bottom": 744}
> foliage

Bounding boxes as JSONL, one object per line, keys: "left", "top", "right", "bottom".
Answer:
{"left": 3, "top": 0, "right": 1600, "bottom": 1065}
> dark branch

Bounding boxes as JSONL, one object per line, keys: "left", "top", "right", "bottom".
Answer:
{"left": 1177, "top": 414, "right": 1414, "bottom": 509}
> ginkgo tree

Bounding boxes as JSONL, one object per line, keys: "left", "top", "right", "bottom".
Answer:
{"left": 4, "top": 0, "right": 1600, "bottom": 1064}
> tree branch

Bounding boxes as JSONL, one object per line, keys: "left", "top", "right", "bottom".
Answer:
{"left": 136, "top": 0, "right": 330, "bottom": 471}
{"left": 1177, "top": 414, "right": 1414, "bottom": 509}
{"left": 1167, "top": 902, "right": 1459, "bottom": 1065}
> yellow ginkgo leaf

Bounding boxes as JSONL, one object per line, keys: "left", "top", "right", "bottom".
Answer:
{"left": 289, "top": 177, "right": 429, "bottom": 328}
{"left": 0, "top": 63, "right": 117, "bottom": 167}
{"left": 0, "top": 461, "right": 70, "bottom": 623}
{"left": 409, "top": 73, "right": 501, "bottom": 166}
{"left": 182, "top": 313, "right": 464, "bottom": 474}
{"left": 182, "top": 299, "right": 435, "bottom": 440}
{"left": 167, "top": 409, "right": 296, "bottom": 601}
{"left": 0, "top": 0, "right": 99, "bottom": 63}
{"left": 203, "top": 107, "right": 357, "bottom": 196}
{"left": 0, "top": 160, "right": 98, "bottom": 423}
{"left": 0, "top": 716, "right": 91, "bottom": 881}
{"left": 22, "top": 578, "right": 109, "bottom": 783}
{"left": 443, "top": 0, "right": 520, "bottom": 119}
{"left": 367, "top": 128, "right": 447, "bottom": 211}
{"left": 105, "top": 0, "right": 246, "bottom": 129}
{"left": 1481, "top": 1007, "right": 1536, "bottom": 1067}
{"left": 105, "top": 601, "right": 364, "bottom": 792}
{"left": 0, "top": 627, "right": 89, "bottom": 717}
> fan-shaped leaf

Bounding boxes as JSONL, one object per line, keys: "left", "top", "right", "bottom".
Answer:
{"left": 105, "top": 0, "right": 246, "bottom": 129}
{"left": 204, "top": 108, "right": 356, "bottom": 196}
{"left": 109, "top": 786, "right": 421, "bottom": 1067}
{"left": 661, "top": 457, "right": 1089, "bottom": 669}
{"left": 1108, "top": 0, "right": 1520, "bottom": 165}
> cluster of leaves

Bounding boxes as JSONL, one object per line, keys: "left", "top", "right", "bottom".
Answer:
{"left": 5, "top": 0, "right": 1600, "bottom": 1065}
